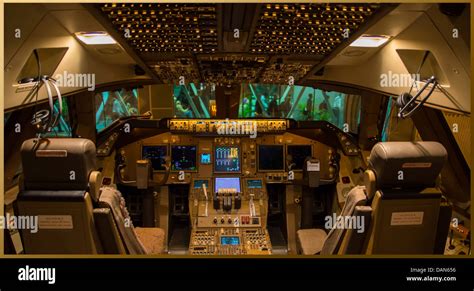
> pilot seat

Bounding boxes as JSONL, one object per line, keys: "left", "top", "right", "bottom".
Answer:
{"left": 15, "top": 138, "right": 165, "bottom": 254}
{"left": 297, "top": 141, "right": 451, "bottom": 255}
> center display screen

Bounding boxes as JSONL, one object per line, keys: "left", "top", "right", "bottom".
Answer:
{"left": 214, "top": 146, "right": 240, "bottom": 173}
{"left": 171, "top": 145, "right": 197, "bottom": 171}
{"left": 215, "top": 177, "right": 241, "bottom": 193}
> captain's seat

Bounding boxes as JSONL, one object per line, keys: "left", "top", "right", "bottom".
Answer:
{"left": 15, "top": 138, "right": 165, "bottom": 254}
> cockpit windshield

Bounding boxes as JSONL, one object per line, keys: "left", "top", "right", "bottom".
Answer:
{"left": 238, "top": 84, "right": 361, "bottom": 134}
{"left": 95, "top": 88, "right": 139, "bottom": 133}
{"left": 173, "top": 83, "right": 216, "bottom": 119}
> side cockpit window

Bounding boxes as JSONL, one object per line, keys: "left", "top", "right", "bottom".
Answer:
{"left": 42, "top": 98, "right": 72, "bottom": 137}
{"left": 381, "top": 98, "right": 419, "bottom": 142}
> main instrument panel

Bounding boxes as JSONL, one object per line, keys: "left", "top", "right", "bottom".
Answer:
{"left": 110, "top": 118, "right": 351, "bottom": 255}
{"left": 120, "top": 133, "right": 337, "bottom": 185}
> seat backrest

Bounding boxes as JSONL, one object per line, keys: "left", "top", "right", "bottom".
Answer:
{"left": 93, "top": 208, "right": 127, "bottom": 254}
{"left": 364, "top": 141, "right": 448, "bottom": 254}
{"left": 95, "top": 186, "right": 147, "bottom": 254}
{"left": 15, "top": 138, "right": 103, "bottom": 254}
{"left": 320, "top": 185, "right": 370, "bottom": 255}
{"left": 335, "top": 206, "right": 373, "bottom": 254}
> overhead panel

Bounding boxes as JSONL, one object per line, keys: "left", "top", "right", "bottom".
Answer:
{"left": 98, "top": 3, "right": 382, "bottom": 85}
{"left": 250, "top": 3, "right": 380, "bottom": 55}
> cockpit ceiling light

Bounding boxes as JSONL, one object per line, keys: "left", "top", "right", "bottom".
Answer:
{"left": 75, "top": 31, "right": 117, "bottom": 45}
{"left": 349, "top": 34, "right": 391, "bottom": 48}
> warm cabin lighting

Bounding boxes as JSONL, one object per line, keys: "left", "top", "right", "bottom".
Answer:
{"left": 75, "top": 31, "right": 117, "bottom": 45}
{"left": 350, "top": 34, "right": 391, "bottom": 47}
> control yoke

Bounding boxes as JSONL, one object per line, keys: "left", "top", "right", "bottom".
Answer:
{"left": 115, "top": 155, "right": 171, "bottom": 188}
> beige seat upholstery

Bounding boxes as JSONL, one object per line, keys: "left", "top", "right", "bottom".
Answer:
{"left": 95, "top": 186, "right": 165, "bottom": 254}
{"left": 296, "top": 229, "right": 327, "bottom": 255}
{"left": 135, "top": 228, "right": 166, "bottom": 254}
{"left": 297, "top": 185, "right": 369, "bottom": 255}
{"left": 16, "top": 138, "right": 165, "bottom": 255}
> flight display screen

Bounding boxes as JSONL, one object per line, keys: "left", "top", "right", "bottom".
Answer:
{"left": 214, "top": 146, "right": 240, "bottom": 173}
{"left": 215, "top": 177, "right": 241, "bottom": 193}
{"left": 142, "top": 145, "right": 167, "bottom": 171}
{"left": 220, "top": 236, "right": 240, "bottom": 245}
{"left": 287, "top": 145, "right": 313, "bottom": 170}
{"left": 258, "top": 145, "right": 284, "bottom": 171}
{"left": 171, "top": 145, "right": 197, "bottom": 171}
{"left": 247, "top": 179, "right": 263, "bottom": 189}
{"left": 193, "top": 179, "right": 209, "bottom": 189}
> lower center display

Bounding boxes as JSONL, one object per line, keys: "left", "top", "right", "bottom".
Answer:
{"left": 221, "top": 236, "right": 240, "bottom": 245}
{"left": 189, "top": 228, "right": 272, "bottom": 255}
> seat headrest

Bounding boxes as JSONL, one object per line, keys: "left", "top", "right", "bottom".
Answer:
{"left": 21, "top": 138, "right": 97, "bottom": 191}
{"left": 368, "top": 141, "right": 447, "bottom": 189}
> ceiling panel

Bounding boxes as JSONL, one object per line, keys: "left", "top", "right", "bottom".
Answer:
{"left": 98, "top": 3, "right": 383, "bottom": 85}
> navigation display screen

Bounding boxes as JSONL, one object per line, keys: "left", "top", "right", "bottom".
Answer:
{"left": 215, "top": 177, "right": 241, "bottom": 193}
{"left": 287, "top": 145, "right": 312, "bottom": 170}
{"left": 171, "top": 145, "right": 197, "bottom": 171}
{"left": 142, "top": 145, "right": 167, "bottom": 171}
{"left": 214, "top": 146, "right": 240, "bottom": 173}
{"left": 258, "top": 145, "right": 284, "bottom": 171}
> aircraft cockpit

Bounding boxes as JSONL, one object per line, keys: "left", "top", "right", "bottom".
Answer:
{"left": 3, "top": 2, "right": 471, "bottom": 258}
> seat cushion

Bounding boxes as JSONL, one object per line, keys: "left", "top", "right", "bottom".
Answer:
{"left": 296, "top": 229, "right": 327, "bottom": 255}
{"left": 135, "top": 227, "right": 166, "bottom": 255}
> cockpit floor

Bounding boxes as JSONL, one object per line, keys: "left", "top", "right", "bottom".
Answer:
{"left": 169, "top": 226, "right": 190, "bottom": 255}
{"left": 267, "top": 226, "right": 288, "bottom": 254}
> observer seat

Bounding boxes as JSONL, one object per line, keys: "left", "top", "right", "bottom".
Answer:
{"left": 15, "top": 138, "right": 165, "bottom": 254}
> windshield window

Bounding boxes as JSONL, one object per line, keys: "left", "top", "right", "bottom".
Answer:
{"left": 173, "top": 83, "right": 216, "bottom": 118}
{"left": 95, "top": 88, "right": 139, "bottom": 133}
{"left": 238, "top": 83, "right": 361, "bottom": 133}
